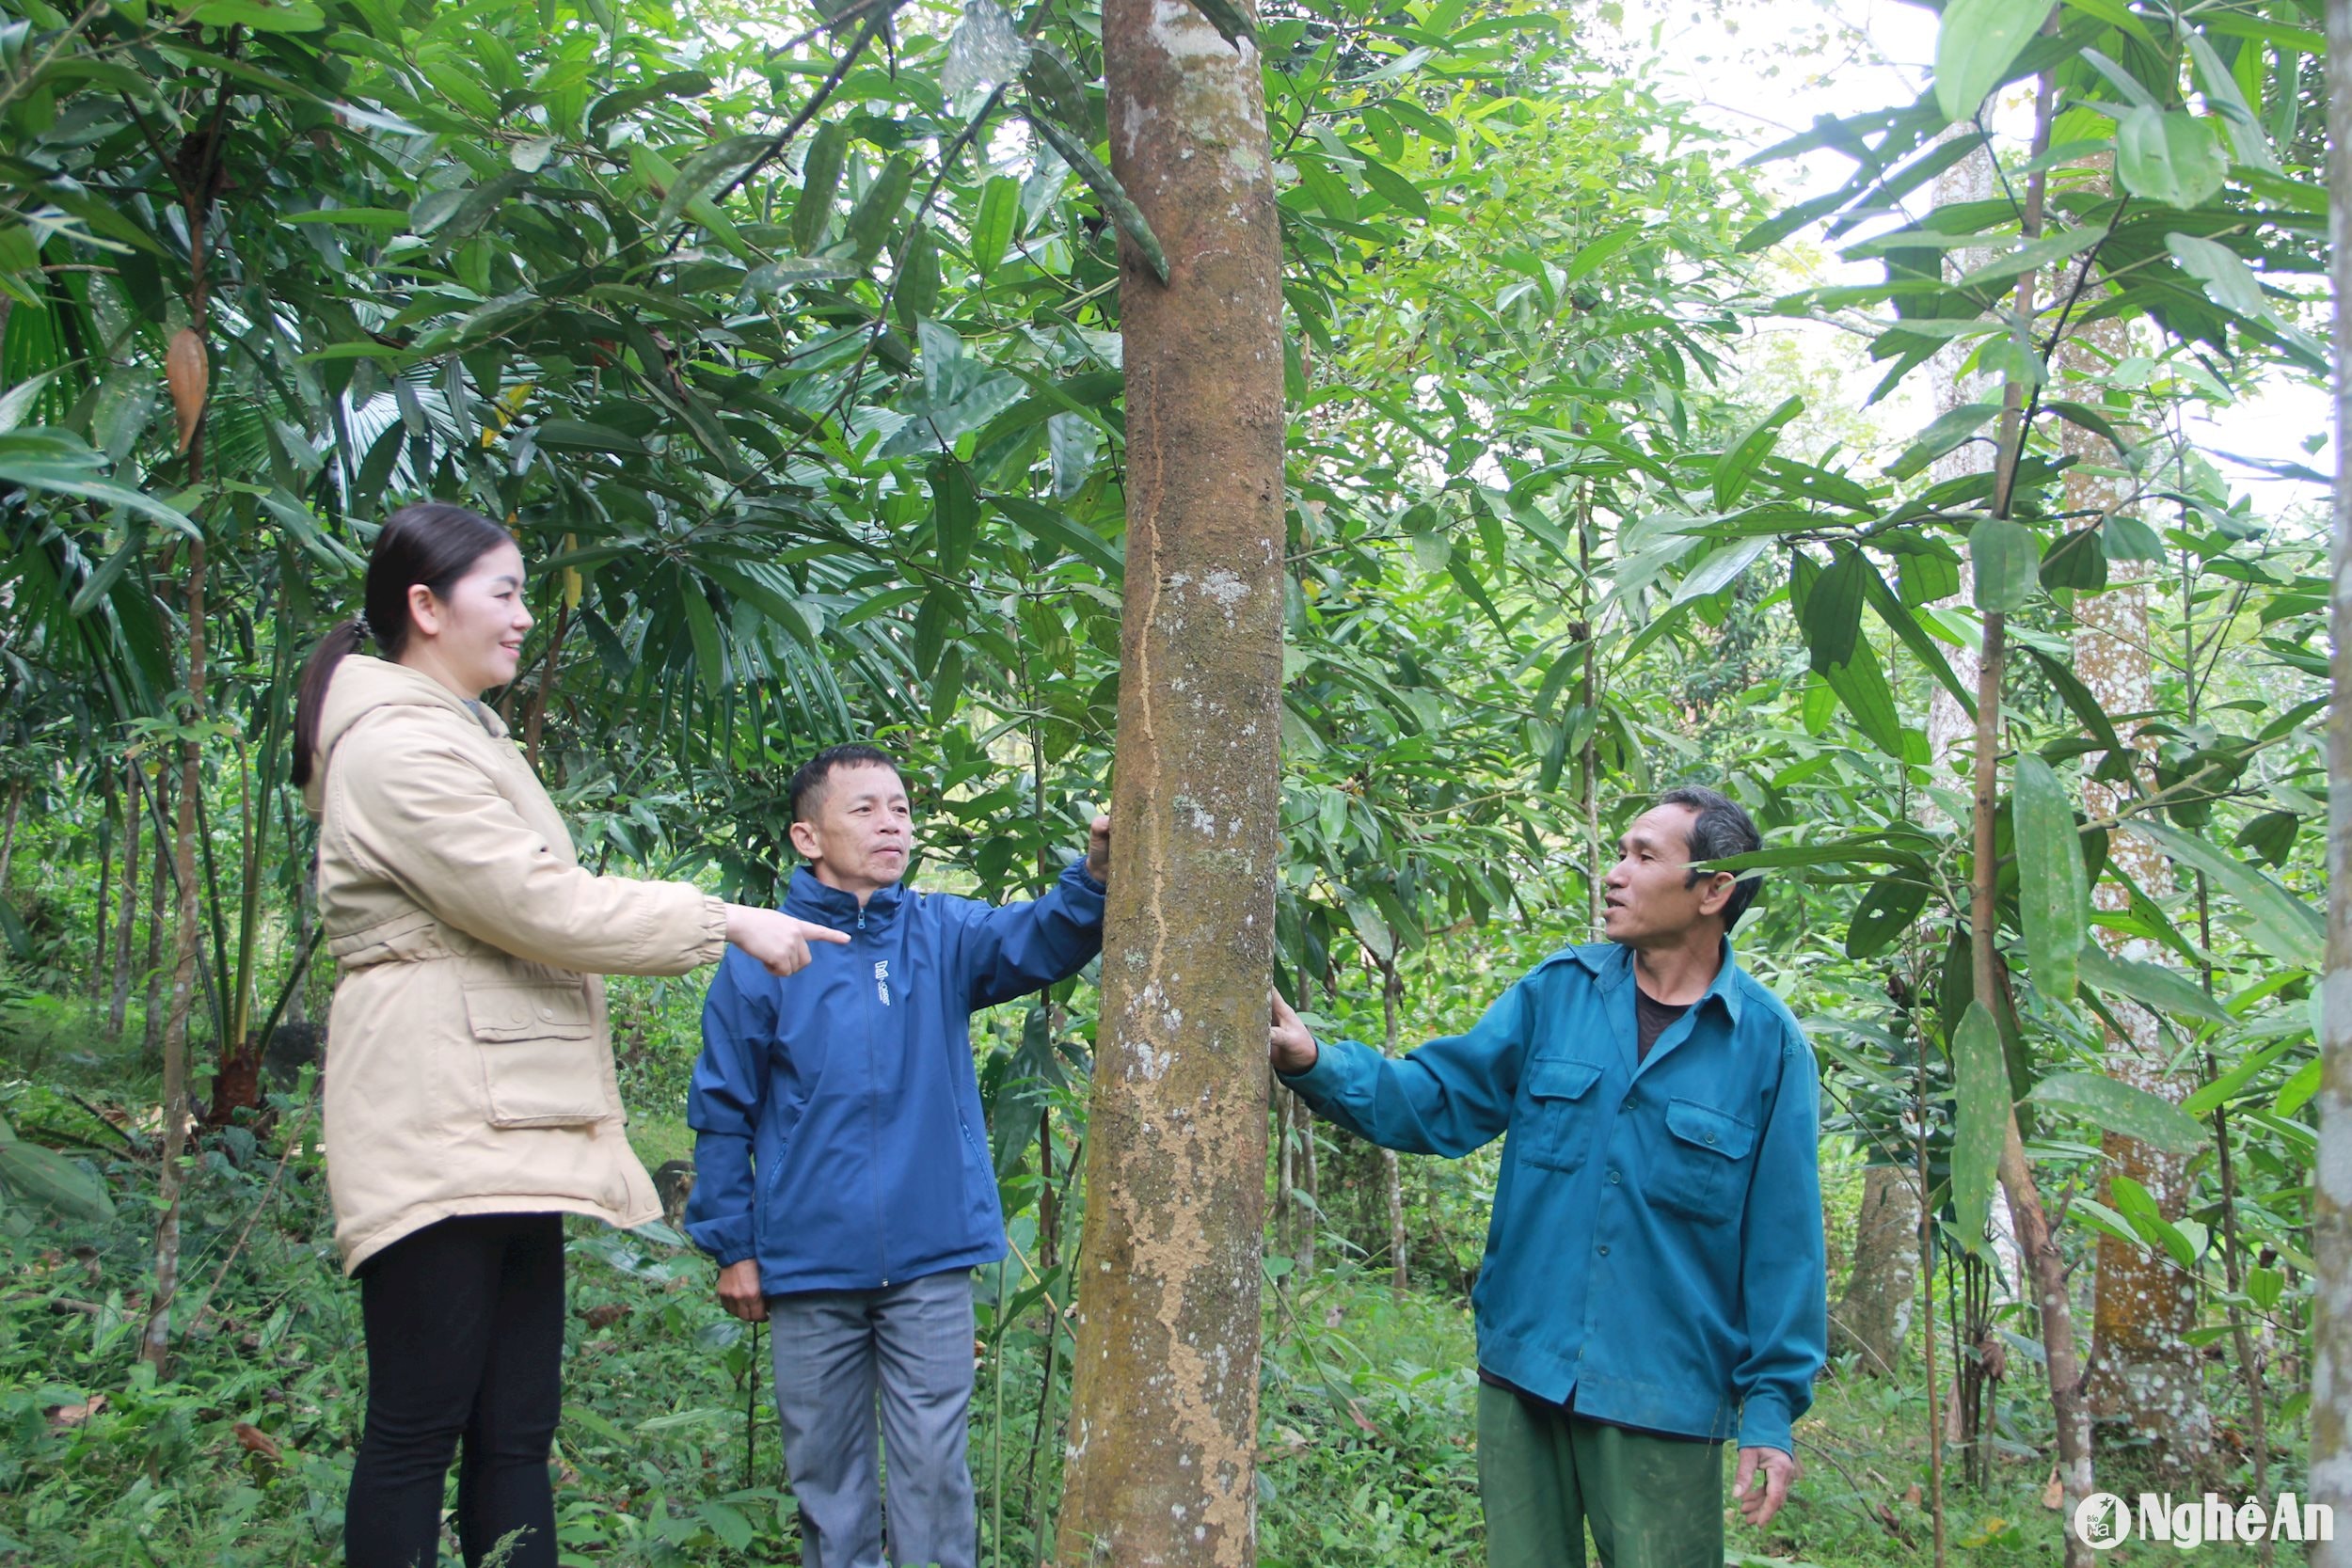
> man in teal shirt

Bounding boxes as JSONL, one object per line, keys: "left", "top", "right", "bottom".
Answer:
{"left": 1269, "top": 786, "right": 1824, "bottom": 1568}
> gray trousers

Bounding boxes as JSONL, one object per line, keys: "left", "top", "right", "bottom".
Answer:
{"left": 767, "top": 1269, "right": 977, "bottom": 1568}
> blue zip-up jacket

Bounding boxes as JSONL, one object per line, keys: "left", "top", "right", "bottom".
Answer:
{"left": 1281, "top": 939, "right": 1824, "bottom": 1453}
{"left": 684, "top": 860, "right": 1104, "bottom": 1294}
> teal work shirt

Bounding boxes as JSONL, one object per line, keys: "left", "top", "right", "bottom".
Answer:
{"left": 1281, "top": 939, "right": 1825, "bottom": 1453}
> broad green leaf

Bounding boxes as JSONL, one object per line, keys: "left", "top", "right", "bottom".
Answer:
{"left": 2077, "top": 943, "right": 2233, "bottom": 1025}
{"left": 2106, "top": 1173, "right": 2200, "bottom": 1265}
{"left": 1668, "top": 537, "right": 1770, "bottom": 608}
{"left": 1846, "top": 877, "right": 1930, "bottom": 959}
{"left": 2131, "top": 821, "right": 2324, "bottom": 969}
{"left": 1889, "top": 401, "right": 2001, "bottom": 480}
{"left": 193, "top": 0, "right": 326, "bottom": 30}
{"left": 1183, "top": 0, "right": 1255, "bottom": 44}
{"left": 1047, "top": 413, "right": 1101, "bottom": 499}
{"left": 1797, "top": 548, "right": 1866, "bottom": 671}
{"left": 2012, "top": 753, "right": 2087, "bottom": 1003}
{"left": 845, "top": 155, "right": 915, "bottom": 265}
{"left": 1822, "top": 639, "right": 1904, "bottom": 756}
{"left": 1343, "top": 892, "right": 1394, "bottom": 961}
{"left": 992, "top": 494, "right": 1123, "bottom": 578}
{"left": 2115, "top": 107, "right": 2226, "bottom": 209}
{"left": 929, "top": 643, "right": 964, "bottom": 725}
{"left": 970, "top": 174, "right": 1020, "bottom": 277}
{"left": 654, "top": 133, "right": 771, "bottom": 229}
{"left": 2180, "top": 1037, "right": 2300, "bottom": 1117}
{"left": 931, "top": 458, "right": 979, "bottom": 577}
{"left": 1969, "top": 517, "right": 2037, "bottom": 611}
{"left": 0, "top": 1118, "right": 113, "bottom": 1221}
{"left": 791, "top": 122, "right": 849, "bottom": 252}
{"left": 1859, "top": 559, "right": 1975, "bottom": 718}
{"left": 530, "top": 419, "right": 648, "bottom": 456}
{"left": 1713, "top": 395, "right": 1801, "bottom": 509}
{"left": 698, "top": 1502, "right": 755, "bottom": 1553}
{"left": 1359, "top": 159, "right": 1428, "bottom": 220}
{"left": 1950, "top": 1001, "right": 2009, "bottom": 1257}
{"left": 680, "top": 590, "right": 723, "bottom": 696}
{"left": 1028, "top": 112, "right": 1169, "bottom": 283}
{"left": 1952, "top": 225, "right": 2104, "bottom": 291}
{"left": 2277, "top": 1057, "right": 2321, "bottom": 1116}
{"left": 2032, "top": 1071, "right": 2211, "bottom": 1161}
{"left": 1934, "top": 0, "right": 2057, "bottom": 120}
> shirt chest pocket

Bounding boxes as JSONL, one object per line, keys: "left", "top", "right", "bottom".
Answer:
{"left": 1517, "top": 1057, "right": 1604, "bottom": 1173}
{"left": 1649, "top": 1097, "right": 1756, "bottom": 1222}
{"left": 462, "top": 976, "right": 608, "bottom": 1128}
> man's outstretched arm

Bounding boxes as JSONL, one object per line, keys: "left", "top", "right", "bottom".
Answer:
{"left": 1267, "top": 983, "right": 1529, "bottom": 1159}
{"left": 962, "top": 816, "right": 1112, "bottom": 1008}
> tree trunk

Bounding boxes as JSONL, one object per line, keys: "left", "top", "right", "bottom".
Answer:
{"left": 2307, "top": 1, "right": 2352, "bottom": 1553}
{"left": 0, "top": 780, "right": 21, "bottom": 895}
{"left": 109, "top": 757, "right": 141, "bottom": 1036}
{"left": 2053, "top": 169, "right": 2210, "bottom": 1480}
{"left": 89, "top": 768, "right": 113, "bottom": 1004}
{"left": 141, "top": 764, "right": 168, "bottom": 1063}
{"left": 1972, "top": 611, "right": 2094, "bottom": 1566}
{"left": 1833, "top": 1164, "right": 1919, "bottom": 1375}
{"left": 1054, "top": 1, "right": 1284, "bottom": 1560}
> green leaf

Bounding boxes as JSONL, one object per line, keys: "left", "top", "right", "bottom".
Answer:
{"left": 1822, "top": 640, "right": 1904, "bottom": 756}
{"left": 2180, "top": 1037, "right": 2299, "bottom": 1117}
{"left": 1798, "top": 547, "right": 1867, "bottom": 671}
{"left": 655, "top": 133, "right": 772, "bottom": 229}
{"left": 845, "top": 154, "right": 915, "bottom": 265}
{"left": 970, "top": 174, "right": 1020, "bottom": 277}
{"left": 1970, "top": 518, "right": 2038, "bottom": 611}
{"left": 530, "top": 419, "right": 648, "bottom": 456}
{"left": 192, "top": 0, "right": 326, "bottom": 30}
{"left": 1950, "top": 1001, "right": 2010, "bottom": 1257}
{"left": 1846, "top": 877, "right": 1931, "bottom": 959}
{"left": 698, "top": 1502, "right": 755, "bottom": 1553}
{"left": 1714, "top": 395, "right": 1802, "bottom": 509}
{"left": 2116, "top": 107, "right": 2226, "bottom": 209}
{"left": 1183, "top": 0, "right": 1254, "bottom": 45}
{"left": 2077, "top": 943, "right": 2232, "bottom": 1025}
{"left": 0, "top": 1127, "right": 113, "bottom": 1221}
{"left": 2038, "top": 526, "right": 2106, "bottom": 592}
{"left": 1028, "top": 112, "right": 1169, "bottom": 284}
{"left": 2034, "top": 1071, "right": 2208, "bottom": 1152}
{"left": 2107, "top": 1174, "right": 2199, "bottom": 1266}
{"left": 1889, "top": 401, "right": 2002, "bottom": 481}
{"left": 1859, "top": 558, "right": 1975, "bottom": 719}
{"left": 2011, "top": 753, "right": 2087, "bottom": 1004}
{"left": 1359, "top": 159, "right": 1428, "bottom": 220}
{"left": 1565, "top": 225, "right": 1640, "bottom": 283}
{"left": 931, "top": 459, "right": 979, "bottom": 577}
{"left": 680, "top": 590, "right": 723, "bottom": 696}
{"left": 2276, "top": 1057, "right": 2321, "bottom": 1117}
{"left": 930, "top": 643, "right": 964, "bottom": 725}
{"left": 1934, "top": 0, "right": 2057, "bottom": 120}
{"left": 2131, "top": 821, "right": 2324, "bottom": 970}
{"left": 792, "top": 122, "right": 850, "bottom": 252}
{"left": 991, "top": 494, "right": 1123, "bottom": 578}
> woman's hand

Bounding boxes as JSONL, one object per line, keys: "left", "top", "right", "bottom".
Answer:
{"left": 724, "top": 906, "right": 850, "bottom": 976}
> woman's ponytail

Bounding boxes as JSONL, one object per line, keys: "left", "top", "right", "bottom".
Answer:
{"left": 291, "top": 619, "right": 369, "bottom": 789}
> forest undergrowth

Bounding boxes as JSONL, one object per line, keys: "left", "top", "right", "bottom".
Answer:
{"left": 0, "top": 990, "right": 2293, "bottom": 1568}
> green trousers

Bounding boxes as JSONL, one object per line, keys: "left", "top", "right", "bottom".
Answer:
{"left": 1477, "top": 1382, "right": 1724, "bottom": 1568}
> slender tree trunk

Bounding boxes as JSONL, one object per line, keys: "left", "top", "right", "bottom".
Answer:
{"left": 0, "top": 780, "right": 22, "bottom": 895}
{"left": 147, "top": 128, "right": 224, "bottom": 1370}
{"left": 1054, "top": 2, "right": 1284, "bottom": 1560}
{"left": 89, "top": 768, "right": 113, "bottom": 1004}
{"left": 1834, "top": 1165, "right": 1919, "bottom": 1375}
{"left": 2307, "top": 1, "right": 2352, "bottom": 1552}
{"left": 141, "top": 764, "right": 168, "bottom": 1062}
{"left": 109, "top": 757, "right": 141, "bottom": 1036}
{"left": 1971, "top": 613, "right": 2094, "bottom": 1564}
{"left": 2055, "top": 171, "right": 2210, "bottom": 1478}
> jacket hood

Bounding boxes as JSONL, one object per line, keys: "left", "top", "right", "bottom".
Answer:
{"left": 303, "top": 655, "right": 507, "bottom": 817}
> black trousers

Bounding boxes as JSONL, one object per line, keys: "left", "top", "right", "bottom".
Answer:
{"left": 344, "top": 1212, "right": 565, "bottom": 1568}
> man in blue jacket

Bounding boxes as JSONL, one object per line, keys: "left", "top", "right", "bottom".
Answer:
{"left": 685, "top": 743, "right": 1108, "bottom": 1568}
{"left": 1269, "top": 786, "right": 1824, "bottom": 1568}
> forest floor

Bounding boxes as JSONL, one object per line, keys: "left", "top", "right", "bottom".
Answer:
{"left": 0, "top": 1037, "right": 2296, "bottom": 1566}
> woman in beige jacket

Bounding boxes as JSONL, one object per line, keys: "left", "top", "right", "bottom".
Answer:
{"left": 294, "top": 502, "right": 842, "bottom": 1568}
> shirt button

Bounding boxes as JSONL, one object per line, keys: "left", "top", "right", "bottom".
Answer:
{"left": 538, "top": 1006, "right": 556, "bottom": 1022}
{"left": 1608, "top": 1170, "right": 1621, "bottom": 1184}
{"left": 1597, "top": 1244, "right": 1610, "bottom": 1257}
{"left": 1706, "top": 1132, "right": 1718, "bottom": 1145}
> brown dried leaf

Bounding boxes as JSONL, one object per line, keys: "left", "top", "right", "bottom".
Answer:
{"left": 233, "top": 1421, "right": 283, "bottom": 1463}
{"left": 577, "top": 1303, "right": 628, "bottom": 1330}
{"left": 2042, "top": 1465, "right": 2064, "bottom": 1510}
{"left": 47, "top": 1394, "right": 106, "bottom": 1429}
{"left": 166, "top": 328, "right": 207, "bottom": 453}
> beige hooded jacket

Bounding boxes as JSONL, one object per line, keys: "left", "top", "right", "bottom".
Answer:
{"left": 304, "top": 655, "right": 727, "bottom": 1273}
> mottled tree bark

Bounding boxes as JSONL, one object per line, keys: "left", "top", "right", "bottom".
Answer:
{"left": 2307, "top": 0, "right": 2352, "bottom": 1552}
{"left": 141, "top": 764, "right": 168, "bottom": 1062}
{"left": 1833, "top": 1164, "right": 1919, "bottom": 1375}
{"left": 1054, "top": 0, "right": 1284, "bottom": 1561}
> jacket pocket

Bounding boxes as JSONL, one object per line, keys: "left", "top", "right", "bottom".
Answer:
{"left": 1517, "top": 1057, "right": 1604, "bottom": 1172}
{"left": 461, "top": 976, "right": 607, "bottom": 1128}
{"left": 1649, "top": 1097, "right": 1756, "bottom": 1221}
